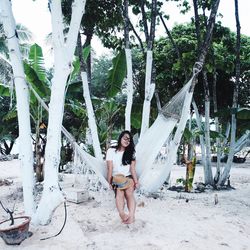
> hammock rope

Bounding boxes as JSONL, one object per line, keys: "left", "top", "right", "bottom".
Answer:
{"left": 27, "top": 83, "right": 109, "bottom": 188}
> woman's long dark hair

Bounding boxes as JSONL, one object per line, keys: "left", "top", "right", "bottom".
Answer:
{"left": 116, "top": 130, "right": 135, "bottom": 165}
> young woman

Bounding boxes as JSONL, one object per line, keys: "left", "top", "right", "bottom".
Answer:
{"left": 106, "top": 130, "right": 139, "bottom": 224}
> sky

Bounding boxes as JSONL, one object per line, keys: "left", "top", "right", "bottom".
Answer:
{"left": 11, "top": 0, "right": 250, "bottom": 67}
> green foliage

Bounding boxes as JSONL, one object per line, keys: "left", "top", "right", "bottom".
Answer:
{"left": 62, "top": 0, "right": 123, "bottom": 50}
{"left": 209, "top": 130, "right": 225, "bottom": 140}
{"left": 0, "top": 84, "right": 11, "bottom": 97}
{"left": 131, "top": 108, "right": 142, "bottom": 129}
{"left": 65, "top": 81, "right": 83, "bottom": 100}
{"left": 0, "top": 97, "right": 18, "bottom": 148}
{"left": 237, "top": 108, "right": 250, "bottom": 120}
{"left": 91, "top": 56, "right": 112, "bottom": 98}
{"left": 183, "top": 127, "right": 193, "bottom": 142}
{"left": 24, "top": 62, "right": 50, "bottom": 100}
{"left": 107, "top": 49, "right": 127, "bottom": 97}
{"left": 82, "top": 45, "right": 91, "bottom": 62}
{"left": 132, "top": 22, "right": 250, "bottom": 119}
{"left": 23, "top": 43, "right": 50, "bottom": 106}
{"left": 28, "top": 43, "right": 46, "bottom": 82}
{"left": 176, "top": 177, "right": 186, "bottom": 186}
{"left": 2, "top": 107, "right": 17, "bottom": 121}
{"left": 69, "top": 58, "right": 80, "bottom": 82}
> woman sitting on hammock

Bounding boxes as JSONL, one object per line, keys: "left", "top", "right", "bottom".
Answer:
{"left": 106, "top": 130, "right": 139, "bottom": 224}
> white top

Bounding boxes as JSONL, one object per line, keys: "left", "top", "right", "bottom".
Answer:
{"left": 106, "top": 148, "right": 131, "bottom": 176}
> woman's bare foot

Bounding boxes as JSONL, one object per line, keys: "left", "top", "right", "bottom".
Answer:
{"left": 119, "top": 212, "right": 129, "bottom": 222}
{"left": 123, "top": 215, "right": 135, "bottom": 224}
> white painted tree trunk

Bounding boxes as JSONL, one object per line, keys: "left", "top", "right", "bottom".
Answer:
{"left": 140, "top": 50, "right": 155, "bottom": 137}
{"left": 224, "top": 122, "right": 231, "bottom": 144}
{"left": 218, "top": 114, "right": 236, "bottom": 185}
{"left": 188, "top": 112, "right": 194, "bottom": 159}
{"left": 204, "top": 101, "right": 214, "bottom": 184}
{"left": 125, "top": 48, "right": 133, "bottom": 130}
{"left": 0, "top": 0, "right": 35, "bottom": 216}
{"left": 214, "top": 116, "right": 222, "bottom": 181}
{"left": 234, "top": 130, "right": 250, "bottom": 153}
{"left": 34, "top": 0, "right": 86, "bottom": 225}
{"left": 192, "top": 101, "right": 206, "bottom": 167}
{"left": 81, "top": 71, "right": 103, "bottom": 161}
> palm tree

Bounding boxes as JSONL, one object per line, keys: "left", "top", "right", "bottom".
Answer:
{"left": 0, "top": 23, "right": 33, "bottom": 85}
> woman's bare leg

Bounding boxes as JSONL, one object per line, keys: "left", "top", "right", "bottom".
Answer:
{"left": 116, "top": 189, "right": 129, "bottom": 222}
{"left": 124, "top": 186, "right": 136, "bottom": 224}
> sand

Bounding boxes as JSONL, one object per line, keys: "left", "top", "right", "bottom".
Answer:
{"left": 0, "top": 158, "right": 250, "bottom": 250}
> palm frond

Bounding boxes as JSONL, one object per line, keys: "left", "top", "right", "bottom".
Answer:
{"left": 16, "top": 23, "right": 33, "bottom": 42}
{"left": 45, "top": 32, "right": 52, "bottom": 47}
{"left": 0, "top": 24, "right": 9, "bottom": 57}
{"left": 19, "top": 43, "right": 31, "bottom": 59}
{"left": 0, "top": 54, "right": 13, "bottom": 87}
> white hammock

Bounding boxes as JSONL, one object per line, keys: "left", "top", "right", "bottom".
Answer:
{"left": 136, "top": 115, "right": 177, "bottom": 177}
{"left": 136, "top": 78, "right": 193, "bottom": 177}
{"left": 139, "top": 82, "right": 195, "bottom": 192}
{"left": 137, "top": 63, "right": 201, "bottom": 192}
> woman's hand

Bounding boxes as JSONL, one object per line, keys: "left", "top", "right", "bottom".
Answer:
{"left": 134, "top": 181, "right": 140, "bottom": 189}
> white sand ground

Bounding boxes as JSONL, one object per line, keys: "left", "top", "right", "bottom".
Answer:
{"left": 0, "top": 159, "right": 250, "bottom": 250}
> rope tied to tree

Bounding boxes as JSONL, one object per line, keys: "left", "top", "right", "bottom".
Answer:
{"left": 0, "top": 30, "right": 18, "bottom": 40}
{"left": 192, "top": 62, "right": 203, "bottom": 76}
{"left": 189, "top": 62, "right": 203, "bottom": 92}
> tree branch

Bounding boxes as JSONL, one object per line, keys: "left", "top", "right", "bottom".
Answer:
{"left": 128, "top": 18, "right": 144, "bottom": 53}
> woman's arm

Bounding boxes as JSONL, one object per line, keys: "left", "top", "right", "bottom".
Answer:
{"left": 106, "top": 160, "right": 113, "bottom": 189}
{"left": 130, "top": 160, "right": 139, "bottom": 188}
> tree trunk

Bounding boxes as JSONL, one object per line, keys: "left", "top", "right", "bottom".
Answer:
{"left": 0, "top": 0, "right": 35, "bottom": 216}
{"left": 192, "top": 100, "right": 206, "bottom": 167}
{"left": 34, "top": 105, "right": 44, "bottom": 182}
{"left": 83, "top": 32, "right": 93, "bottom": 83}
{"left": 123, "top": 0, "right": 133, "bottom": 131}
{"left": 140, "top": 0, "right": 149, "bottom": 42}
{"left": 81, "top": 72, "right": 103, "bottom": 161}
{"left": 77, "top": 33, "right": 103, "bottom": 161}
{"left": 192, "top": 0, "right": 221, "bottom": 185}
{"left": 197, "top": 0, "right": 220, "bottom": 66}
{"left": 125, "top": 49, "right": 133, "bottom": 130}
{"left": 218, "top": 0, "right": 240, "bottom": 186}
{"left": 192, "top": 0, "right": 202, "bottom": 52}
{"left": 140, "top": 0, "right": 157, "bottom": 137}
{"left": 34, "top": 0, "right": 86, "bottom": 225}
{"left": 202, "top": 71, "right": 214, "bottom": 185}
{"left": 204, "top": 100, "right": 213, "bottom": 184}
{"left": 212, "top": 67, "right": 221, "bottom": 183}
{"left": 140, "top": 50, "right": 155, "bottom": 136}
